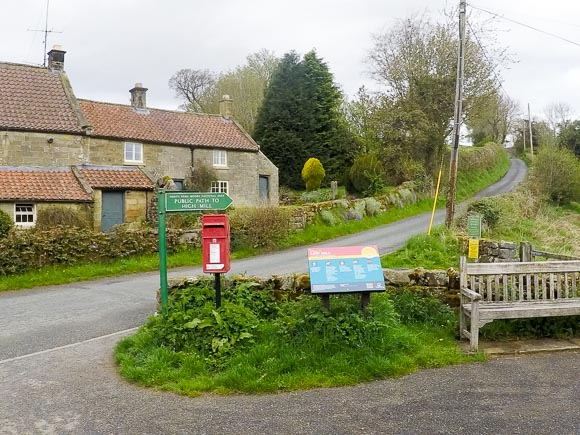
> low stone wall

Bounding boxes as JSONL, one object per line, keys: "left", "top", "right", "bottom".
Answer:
{"left": 290, "top": 182, "right": 424, "bottom": 230}
{"left": 163, "top": 267, "right": 460, "bottom": 308}
{"left": 459, "top": 238, "right": 518, "bottom": 262}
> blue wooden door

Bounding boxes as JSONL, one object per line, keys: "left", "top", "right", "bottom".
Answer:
{"left": 259, "top": 175, "right": 269, "bottom": 202}
{"left": 101, "top": 191, "right": 124, "bottom": 232}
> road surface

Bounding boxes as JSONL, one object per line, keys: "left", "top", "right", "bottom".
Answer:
{"left": 4, "top": 158, "right": 569, "bottom": 435}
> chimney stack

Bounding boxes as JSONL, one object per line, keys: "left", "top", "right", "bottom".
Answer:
{"left": 129, "top": 83, "right": 148, "bottom": 110}
{"left": 47, "top": 45, "right": 66, "bottom": 71}
{"left": 219, "top": 95, "right": 233, "bottom": 119}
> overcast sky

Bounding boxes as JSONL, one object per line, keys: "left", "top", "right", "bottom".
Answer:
{"left": 2, "top": 0, "right": 580, "bottom": 120}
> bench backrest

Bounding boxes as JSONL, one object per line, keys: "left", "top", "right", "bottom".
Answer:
{"left": 460, "top": 256, "right": 580, "bottom": 303}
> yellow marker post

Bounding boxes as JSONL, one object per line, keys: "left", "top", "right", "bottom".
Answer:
{"left": 427, "top": 167, "right": 443, "bottom": 235}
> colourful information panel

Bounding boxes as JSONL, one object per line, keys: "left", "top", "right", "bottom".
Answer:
{"left": 307, "top": 246, "right": 386, "bottom": 294}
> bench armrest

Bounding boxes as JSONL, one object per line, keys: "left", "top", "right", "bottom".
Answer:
{"left": 460, "top": 287, "right": 482, "bottom": 301}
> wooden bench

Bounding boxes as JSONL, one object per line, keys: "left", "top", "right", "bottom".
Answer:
{"left": 459, "top": 256, "right": 580, "bottom": 351}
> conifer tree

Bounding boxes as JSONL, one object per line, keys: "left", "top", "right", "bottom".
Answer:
{"left": 254, "top": 50, "right": 353, "bottom": 189}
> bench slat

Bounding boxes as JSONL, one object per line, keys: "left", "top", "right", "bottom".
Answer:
{"left": 466, "top": 261, "right": 580, "bottom": 275}
{"left": 463, "top": 300, "right": 580, "bottom": 321}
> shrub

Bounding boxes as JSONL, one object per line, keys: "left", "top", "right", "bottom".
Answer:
{"left": 186, "top": 162, "right": 217, "bottom": 192}
{"left": 149, "top": 280, "right": 264, "bottom": 363}
{"left": 343, "top": 208, "right": 362, "bottom": 221}
{"left": 301, "top": 158, "right": 326, "bottom": 192}
{"left": 166, "top": 212, "right": 201, "bottom": 230}
{"left": 528, "top": 145, "right": 580, "bottom": 205}
{"left": 364, "top": 197, "right": 382, "bottom": 216}
{"left": 319, "top": 209, "right": 339, "bottom": 226}
{"left": 228, "top": 207, "right": 293, "bottom": 249}
{"left": 299, "top": 189, "right": 331, "bottom": 204}
{"left": 348, "top": 153, "right": 385, "bottom": 195}
{"left": 35, "top": 205, "right": 91, "bottom": 230}
{"left": 0, "top": 225, "right": 185, "bottom": 276}
{"left": 0, "top": 209, "right": 13, "bottom": 238}
{"left": 275, "top": 294, "right": 398, "bottom": 346}
{"left": 467, "top": 198, "right": 502, "bottom": 228}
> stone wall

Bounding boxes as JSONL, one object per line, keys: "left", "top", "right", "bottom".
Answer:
{"left": 290, "top": 181, "right": 423, "bottom": 230}
{"left": 1, "top": 131, "right": 279, "bottom": 206}
{"left": 459, "top": 237, "right": 518, "bottom": 262}
{"left": 193, "top": 148, "right": 279, "bottom": 207}
{"left": 163, "top": 267, "right": 460, "bottom": 309}
{"left": 0, "top": 201, "right": 93, "bottom": 228}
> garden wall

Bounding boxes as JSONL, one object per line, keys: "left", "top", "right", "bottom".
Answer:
{"left": 289, "top": 181, "right": 423, "bottom": 230}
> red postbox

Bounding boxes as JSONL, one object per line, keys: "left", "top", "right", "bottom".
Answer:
{"left": 201, "top": 214, "right": 231, "bottom": 274}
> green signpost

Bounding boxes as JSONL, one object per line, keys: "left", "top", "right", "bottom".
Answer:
{"left": 467, "top": 214, "right": 482, "bottom": 239}
{"left": 158, "top": 190, "right": 233, "bottom": 312}
{"left": 165, "top": 192, "right": 233, "bottom": 212}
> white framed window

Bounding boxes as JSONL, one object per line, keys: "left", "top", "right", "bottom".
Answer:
{"left": 124, "top": 142, "right": 143, "bottom": 164}
{"left": 15, "top": 203, "right": 35, "bottom": 227}
{"left": 213, "top": 150, "right": 227, "bottom": 167}
{"left": 211, "top": 181, "right": 229, "bottom": 194}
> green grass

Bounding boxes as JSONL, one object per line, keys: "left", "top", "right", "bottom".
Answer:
{"left": 115, "top": 289, "right": 484, "bottom": 396}
{"left": 0, "top": 153, "right": 511, "bottom": 291}
{"left": 381, "top": 226, "right": 461, "bottom": 269}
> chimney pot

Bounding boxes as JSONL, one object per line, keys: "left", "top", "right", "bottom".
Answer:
{"left": 130, "top": 83, "right": 148, "bottom": 110}
{"left": 47, "top": 45, "right": 66, "bottom": 71}
{"left": 219, "top": 95, "right": 233, "bottom": 119}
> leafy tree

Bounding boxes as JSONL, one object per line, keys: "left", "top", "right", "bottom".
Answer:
{"left": 557, "top": 120, "right": 580, "bottom": 158}
{"left": 529, "top": 145, "right": 580, "bottom": 204}
{"left": 254, "top": 50, "right": 354, "bottom": 188}
{"left": 301, "top": 158, "right": 325, "bottom": 191}
{"left": 468, "top": 91, "right": 519, "bottom": 146}
{"left": 366, "top": 15, "right": 501, "bottom": 175}
{"left": 202, "top": 50, "right": 279, "bottom": 133}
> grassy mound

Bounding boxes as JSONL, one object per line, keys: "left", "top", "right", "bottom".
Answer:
{"left": 116, "top": 280, "right": 481, "bottom": 396}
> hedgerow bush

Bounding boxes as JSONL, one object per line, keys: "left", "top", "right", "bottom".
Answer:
{"left": 36, "top": 205, "right": 91, "bottom": 230}
{"left": 0, "top": 209, "right": 13, "bottom": 238}
{"left": 0, "top": 225, "right": 184, "bottom": 276}
{"left": 228, "top": 206, "right": 293, "bottom": 249}
{"left": 348, "top": 153, "right": 385, "bottom": 195}
{"left": 301, "top": 158, "right": 326, "bottom": 192}
{"left": 528, "top": 145, "right": 580, "bottom": 205}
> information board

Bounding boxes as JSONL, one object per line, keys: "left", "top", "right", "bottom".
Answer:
{"left": 307, "top": 246, "right": 386, "bottom": 294}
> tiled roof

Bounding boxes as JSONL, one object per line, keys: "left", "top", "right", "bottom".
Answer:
{"left": 79, "top": 100, "right": 259, "bottom": 151}
{"left": 0, "top": 167, "right": 92, "bottom": 201}
{"left": 78, "top": 166, "right": 154, "bottom": 190}
{"left": 0, "top": 62, "right": 84, "bottom": 133}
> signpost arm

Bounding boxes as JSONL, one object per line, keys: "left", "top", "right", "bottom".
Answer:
{"left": 158, "top": 190, "right": 169, "bottom": 313}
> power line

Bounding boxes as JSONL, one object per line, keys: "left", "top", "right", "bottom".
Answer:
{"left": 469, "top": 3, "right": 580, "bottom": 48}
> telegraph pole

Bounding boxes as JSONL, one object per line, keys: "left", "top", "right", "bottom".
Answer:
{"left": 445, "top": 0, "right": 467, "bottom": 228}
{"left": 528, "top": 103, "right": 534, "bottom": 159}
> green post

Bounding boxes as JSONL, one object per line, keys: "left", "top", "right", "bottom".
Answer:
{"left": 158, "top": 189, "right": 168, "bottom": 312}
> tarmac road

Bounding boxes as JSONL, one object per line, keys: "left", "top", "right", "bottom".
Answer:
{"left": 4, "top": 157, "right": 566, "bottom": 435}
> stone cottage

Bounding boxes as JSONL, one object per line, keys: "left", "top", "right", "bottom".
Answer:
{"left": 0, "top": 46, "right": 278, "bottom": 231}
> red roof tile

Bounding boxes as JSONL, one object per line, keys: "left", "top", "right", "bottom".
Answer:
{"left": 0, "top": 62, "right": 84, "bottom": 133}
{"left": 78, "top": 166, "right": 154, "bottom": 190}
{"left": 0, "top": 168, "right": 92, "bottom": 201}
{"left": 79, "top": 100, "right": 259, "bottom": 151}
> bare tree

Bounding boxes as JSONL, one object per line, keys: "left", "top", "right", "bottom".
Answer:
{"left": 168, "top": 69, "right": 216, "bottom": 112}
{"left": 544, "top": 102, "right": 572, "bottom": 139}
